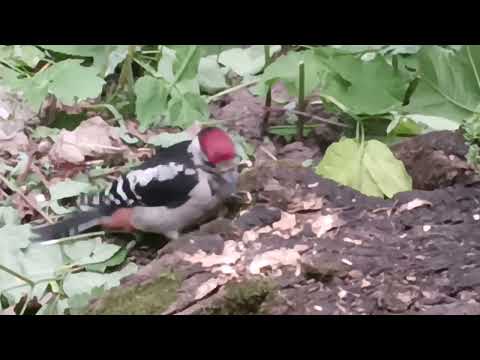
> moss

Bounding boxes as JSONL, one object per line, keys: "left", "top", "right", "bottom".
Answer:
{"left": 201, "top": 278, "right": 277, "bottom": 315}
{"left": 85, "top": 272, "right": 181, "bottom": 315}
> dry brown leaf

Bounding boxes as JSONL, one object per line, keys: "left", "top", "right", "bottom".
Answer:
{"left": 397, "top": 198, "right": 432, "bottom": 213}
{"left": 194, "top": 277, "right": 226, "bottom": 300}
{"left": 288, "top": 194, "right": 324, "bottom": 213}
{"left": 311, "top": 214, "right": 339, "bottom": 238}
{"left": 0, "top": 131, "right": 29, "bottom": 155}
{"left": 248, "top": 246, "right": 304, "bottom": 275}
{"left": 49, "top": 116, "right": 126, "bottom": 164}
{"left": 272, "top": 212, "right": 296, "bottom": 231}
{"left": 242, "top": 230, "right": 257, "bottom": 243}
{"left": 181, "top": 240, "right": 242, "bottom": 268}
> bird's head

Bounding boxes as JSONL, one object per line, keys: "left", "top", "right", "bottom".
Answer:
{"left": 196, "top": 127, "right": 239, "bottom": 193}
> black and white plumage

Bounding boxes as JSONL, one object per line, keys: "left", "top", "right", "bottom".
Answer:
{"left": 31, "top": 127, "right": 239, "bottom": 243}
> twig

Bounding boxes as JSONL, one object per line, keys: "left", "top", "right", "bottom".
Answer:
{"left": 0, "top": 173, "right": 53, "bottom": 224}
{"left": 0, "top": 264, "right": 35, "bottom": 287}
{"left": 259, "top": 146, "right": 278, "bottom": 161}
{"left": 37, "top": 231, "right": 105, "bottom": 246}
{"left": 207, "top": 79, "right": 260, "bottom": 103}
{"left": 263, "top": 106, "right": 350, "bottom": 128}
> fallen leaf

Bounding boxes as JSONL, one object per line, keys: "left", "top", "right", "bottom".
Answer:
{"left": 242, "top": 230, "right": 257, "bottom": 243}
{"left": 311, "top": 214, "right": 339, "bottom": 237}
{"left": 248, "top": 247, "right": 303, "bottom": 275}
{"left": 397, "top": 198, "right": 432, "bottom": 213}
{"left": 272, "top": 212, "right": 296, "bottom": 231}
{"left": 181, "top": 240, "right": 242, "bottom": 268}
{"left": 49, "top": 116, "right": 126, "bottom": 164}
{"left": 361, "top": 279, "right": 371, "bottom": 288}
{"left": 194, "top": 277, "right": 222, "bottom": 300}
{"left": 288, "top": 193, "right": 324, "bottom": 213}
{"left": 343, "top": 237, "right": 363, "bottom": 246}
{"left": 396, "top": 291, "right": 415, "bottom": 304}
{"left": 0, "top": 131, "right": 29, "bottom": 155}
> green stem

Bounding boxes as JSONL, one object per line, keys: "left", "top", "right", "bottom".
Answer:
{"left": 36, "top": 231, "right": 105, "bottom": 246}
{"left": 0, "top": 264, "right": 35, "bottom": 287}
{"left": 167, "top": 45, "right": 198, "bottom": 94}
{"left": 467, "top": 45, "right": 480, "bottom": 93}
{"left": 207, "top": 79, "right": 259, "bottom": 103}
{"left": 262, "top": 45, "right": 272, "bottom": 135}
{"left": 296, "top": 61, "right": 306, "bottom": 140}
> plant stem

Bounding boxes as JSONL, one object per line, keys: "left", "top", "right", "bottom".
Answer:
{"left": 37, "top": 231, "right": 106, "bottom": 246}
{"left": 167, "top": 45, "right": 198, "bottom": 94}
{"left": 262, "top": 45, "right": 272, "bottom": 136}
{"left": 263, "top": 106, "right": 350, "bottom": 128}
{"left": 0, "top": 173, "right": 53, "bottom": 224}
{"left": 296, "top": 61, "right": 306, "bottom": 140}
{"left": 207, "top": 79, "right": 259, "bottom": 103}
{"left": 0, "top": 264, "right": 35, "bottom": 287}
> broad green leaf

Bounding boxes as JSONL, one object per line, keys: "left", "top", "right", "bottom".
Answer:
{"left": 105, "top": 46, "right": 129, "bottom": 76}
{"left": 198, "top": 55, "right": 228, "bottom": 94}
{"left": 12, "top": 45, "right": 45, "bottom": 68}
{"left": 147, "top": 131, "right": 192, "bottom": 147}
{"left": 200, "top": 45, "right": 243, "bottom": 57}
{"left": 49, "top": 180, "right": 92, "bottom": 200}
{"left": 0, "top": 207, "right": 20, "bottom": 226}
{"left": 13, "top": 59, "right": 105, "bottom": 111}
{"left": 314, "top": 48, "right": 410, "bottom": 115}
{"left": 134, "top": 75, "right": 169, "bottom": 131}
{"left": 316, "top": 138, "right": 412, "bottom": 198}
{"left": 63, "top": 239, "right": 98, "bottom": 262}
{"left": 167, "top": 93, "right": 209, "bottom": 129}
{"left": 0, "top": 224, "right": 64, "bottom": 304}
{"left": 70, "top": 243, "right": 121, "bottom": 267}
{"left": 170, "top": 45, "right": 201, "bottom": 94}
{"left": 406, "top": 45, "right": 480, "bottom": 122}
{"left": 40, "top": 45, "right": 119, "bottom": 77}
{"left": 362, "top": 140, "right": 412, "bottom": 198}
{"left": 157, "top": 46, "right": 176, "bottom": 83}
{"left": 85, "top": 247, "right": 128, "bottom": 273}
{"left": 36, "top": 296, "right": 68, "bottom": 315}
{"left": 404, "top": 114, "right": 459, "bottom": 131}
{"left": 219, "top": 45, "right": 281, "bottom": 77}
{"left": 316, "top": 138, "right": 383, "bottom": 197}
{"left": 259, "top": 49, "right": 325, "bottom": 98}
{"left": 62, "top": 262, "right": 137, "bottom": 299}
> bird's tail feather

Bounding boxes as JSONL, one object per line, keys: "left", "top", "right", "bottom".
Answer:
{"left": 31, "top": 210, "right": 103, "bottom": 243}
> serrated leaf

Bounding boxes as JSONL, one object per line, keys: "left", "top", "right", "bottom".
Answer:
{"left": 167, "top": 93, "right": 209, "bottom": 129}
{"left": 315, "top": 138, "right": 412, "bottom": 198}
{"left": 134, "top": 75, "right": 169, "bottom": 131}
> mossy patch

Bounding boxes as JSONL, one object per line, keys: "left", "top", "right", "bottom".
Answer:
{"left": 84, "top": 272, "right": 181, "bottom": 315}
{"left": 201, "top": 278, "right": 277, "bottom": 315}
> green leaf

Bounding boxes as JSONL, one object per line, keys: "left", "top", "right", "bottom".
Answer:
{"left": 198, "top": 55, "right": 228, "bottom": 94}
{"left": 362, "top": 140, "right": 412, "bottom": 198}
{"left": 147, "top": 131, "right": 192, "bottom": 147}
{"left": 0, "top": 207, "right": 20, "bottom": 226}
{"left": 62, "top": 262, "right": 137, "bottom": 299}
{"left": 11, "top": 59, "right": 105, "bottom": 111}
{"left": 315, "top": 138, "right": 412, "bottom": 198}
{"left": 166, "top": 93, "right": 209, "bottom": 129}
{"left": 40, "top": 45, "right": 122, "bottom": 77}
{"left": 170, "top": 45, "right": 202, "bottom": 95}
{"left": 259, "top": 49, "right": 325, "bottom": 98}
{"left": 403, "top": 114, "right": 459, "bottom": 131}
{"left": 12, "top": 45, "right": 45, "bottom": 68}
{"left": 219, "top": 45, "right": 281, "bottom": 77}
{"left": 31, "top": 126, "right": 60, "bottom": 141}
{"left": 49, "top": 180, "right": 92, "bottom": 200}
{"left": 134, "top": 75, "right": 169, "bottom": 131}
{"left": 405, "top": 45, "right": 480, "bottom": 122}
{"left": 314, "top": 48, "right": 410, "bottom": 115}
{"left": 85, "top": 247, "right": 128, "bottom": 273}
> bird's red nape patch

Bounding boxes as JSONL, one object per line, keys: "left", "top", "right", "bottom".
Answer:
{"left": 100, "top": 208, "right": 137, "bottom": 233}
{"left": 198, "top": 127, "right": 236, "bottom": 165}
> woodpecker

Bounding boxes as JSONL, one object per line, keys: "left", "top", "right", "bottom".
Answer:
{"left": 31, "top": 127, "right": 239, "bottom": 243}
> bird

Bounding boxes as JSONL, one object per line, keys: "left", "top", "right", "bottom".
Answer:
{"left": 31, "top": 126, "right": 240, "bottom": 244}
